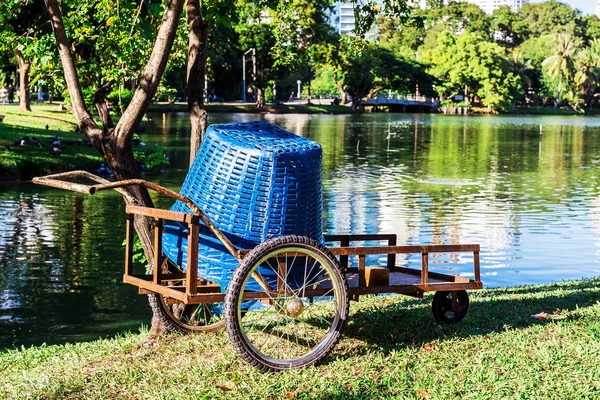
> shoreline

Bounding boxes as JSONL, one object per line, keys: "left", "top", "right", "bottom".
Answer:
{"left": 2, "top": 278, "right": 600, "bottom": 398}
{"left": 1, "top": 103, "right": 597, "bottom": 181}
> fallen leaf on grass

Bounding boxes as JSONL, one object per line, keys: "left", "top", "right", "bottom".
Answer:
{"left": 423, "top": 342, "right": 438, "bottom": 351}
{"left": 284, "top": 393, "right": 297, "bottom": 399}
{"left": 416, "top": 389, "right": 430, "bottom": 398}
{"left": 531, "top": 312, "right": 548, "bottom": 320}
{"left": 216, "top": 385, "right": 232, "bottom": 392}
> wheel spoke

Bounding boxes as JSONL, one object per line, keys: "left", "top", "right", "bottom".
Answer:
{"left": 228, "top": 238, "right": 348, "bottom": 370}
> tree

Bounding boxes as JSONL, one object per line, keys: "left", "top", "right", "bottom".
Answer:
{"left": 574, "top": 40, "right": 600, "bottom": 109}
{"left": 0, "top": 0, "right": 54, "bottom": 112}
{"left": 509, "top": 50, "right": 534, "bottom": 104}
{"left": 43, "top": 0, "right": 185, "bottom": 338}
{"left": 490, "top": 5, "right": 529, "bottom": 47}
{"left": 423, "top": 31, "right": 521, "bottom": 112}
{"left": 518, "top": 1, "right": 584, "bottom": 39}
{"left": 542, "top": 34, "right": 580, "bottom": 107}
{"left": 327, "top": 42, "right": 434, "bottom": 110}
{"left": 236, "top": 17, "right": 278, "bottom": 109}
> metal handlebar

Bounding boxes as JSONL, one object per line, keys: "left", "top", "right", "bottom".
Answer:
{"left": 32, "top": 171, "right": 242, "bottom": 261}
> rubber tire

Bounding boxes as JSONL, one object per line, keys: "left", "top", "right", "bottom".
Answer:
{"left": 147, "top": 260, "right": 225, "bottom": 333}
{"left": 225, "top": 235, "right": 349, "bottom": 372}
{"left": 431, "top": 290, "right": 469, "bottom": 325}
{"left": 148, "top": 292, "right": 225, "bottom": 333}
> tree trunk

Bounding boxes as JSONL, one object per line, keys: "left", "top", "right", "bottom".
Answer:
{"left": 186, "top": 0, "right": 209, "bottom": 165}
{"left": 256, "top": 87, "right": 265, "bottom": 110}
{"left": 44, "top": 0, "right": 185, "bottom": 335}
{"left": 16, "top": 52, "right": 31, "bottom": 112}
{"left": 331, "top": 72, "right": 347, "bottom": 104}
{"left": 555, "top": 75, "right": 562, "bottom": 108}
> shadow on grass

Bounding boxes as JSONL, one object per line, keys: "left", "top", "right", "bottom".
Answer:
{"left": 338, "top": 279, "right": 600, "bottom": 357}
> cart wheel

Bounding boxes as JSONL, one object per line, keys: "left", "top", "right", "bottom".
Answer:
{"left": 225, "top": 235, "right": 349, "bottom": 372}
{"left": 148, "top": 263, "right": 225, "bottom": 333}
{"left": 431, "top": 290, "right": 469, "bottom": 325}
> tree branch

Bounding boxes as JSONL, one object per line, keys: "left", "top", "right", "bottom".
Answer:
{"left": 43, "top": 0, "right": 102, "bottom": 140}
{"left": 115, "top": 0, "right": 186, "bottom": 146}
{"left": 94, "top": 80, "right": 115, "bottom": 130}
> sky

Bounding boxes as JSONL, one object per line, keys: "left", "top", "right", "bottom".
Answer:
{"left": 530, "top": 0, "right": 596, "bottom": 15}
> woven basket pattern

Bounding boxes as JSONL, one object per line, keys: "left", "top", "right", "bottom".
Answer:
{"left": 162, "top": 121, "right": 323, "bottom": 289}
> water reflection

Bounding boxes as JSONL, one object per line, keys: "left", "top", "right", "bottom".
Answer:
{"left": 3, "top": 113, "right": 600, "bottom": 348}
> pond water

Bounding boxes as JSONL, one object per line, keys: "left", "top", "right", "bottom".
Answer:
{"left": 2, "top": 112, "right": 600, "bottom": 349}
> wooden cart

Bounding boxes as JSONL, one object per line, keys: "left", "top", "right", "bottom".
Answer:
{"left": 34, "top": 171, "right": 482, "bottom": 372}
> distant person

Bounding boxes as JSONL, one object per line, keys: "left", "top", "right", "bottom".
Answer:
{"left": 0, "top": 88, "right": 6, "bottom": 104}
{"left": 289, "top": 92, "right": 294, "bottom": 102}
{"left": 7, "top": 84, "right": 14, "bottom": 104}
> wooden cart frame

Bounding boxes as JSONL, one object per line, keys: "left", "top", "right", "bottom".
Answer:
{"left": 33, "top": 171, "right": 482, "bottom": 371}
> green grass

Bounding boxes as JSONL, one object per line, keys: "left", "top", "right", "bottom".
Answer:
{"left": 2, "top": 279, "right": 600, "bottom": 399}
{"left": 0, "top": 104, "right": 103, "bottom": 180}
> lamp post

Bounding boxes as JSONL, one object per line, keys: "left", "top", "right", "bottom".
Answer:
{"left": 242, "top": 48, "right": 256, "bottom": 102}
{"left": 297, "top": 80, "right": 301, "bottom": 100}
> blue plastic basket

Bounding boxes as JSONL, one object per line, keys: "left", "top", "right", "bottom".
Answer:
{"left": 162, "top": 121, "right": 323, "bottom": 290}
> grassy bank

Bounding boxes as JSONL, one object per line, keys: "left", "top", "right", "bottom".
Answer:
{"left": 0, "top": 104, "right": 102, "bottom": 180}
{"left": 2, "top": 279, "right": 600, "bottom": 399}
{"left": 148, "top": 102, "right": 353, "bottom": 114}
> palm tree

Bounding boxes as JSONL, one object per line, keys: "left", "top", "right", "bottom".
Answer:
{"left": 510, "top": 50, "right": 533, "bottom": 103}
{"left": 574, "top": 39, "right": 600, "bottom": 109}
{"left": 543, "top": 34, "right": 579, "bottom": 107}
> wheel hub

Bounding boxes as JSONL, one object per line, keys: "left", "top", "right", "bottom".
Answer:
{"left": 286, "top": 299, "right": 304, "bottom": 316}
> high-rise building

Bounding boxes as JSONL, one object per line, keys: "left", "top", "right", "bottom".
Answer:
{"left": 329, "top": 2, "right": 358, "bottom": 35}
{"left": 447, "top": 0, "right": 529, "bottom": 14}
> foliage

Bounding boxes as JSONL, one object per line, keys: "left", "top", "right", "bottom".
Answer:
{"left": 309, "top": 67, "right": 338, "bottom": 97}
{"left": 131, "top": 135, "right": 169, "bottom": 169}
{"left": 122, "top": 235, "right": 148, "bottom": 272}
{"left": 490, "top": 5, "right": 529, "bottom": 47}
{"left": 518, "top": 0, "right": 583, "bottom": 38}
{"left": 106, "top": 88, "right": 134, "bottom": 113}
{"left": 422, "top": 31, "right": 521, "bottom": 112}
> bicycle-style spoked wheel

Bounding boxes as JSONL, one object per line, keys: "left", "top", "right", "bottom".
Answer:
{"left": 225, "top": 235, "right": 349, "bottom": 372}
{"left": 149, "top": 262, "right": 225, "bottom": 333}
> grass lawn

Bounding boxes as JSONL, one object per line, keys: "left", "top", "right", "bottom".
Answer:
{"left": 2, "top": 279, "right": 600, "bottom": 399}
{"left": 0, "top": 104, "right": 102, "bottom": 179}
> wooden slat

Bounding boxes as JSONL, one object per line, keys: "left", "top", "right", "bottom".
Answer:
{"left": 329, "top": 244, "right": 479, "bottom": 256}
{"left": 417, "top": 282, "right": 483, "bottom": 292}
{"left": 474, "top": 251, "right": 481, "bottom": 283}
{"left": 126, "top": 204, "right": 198, "bottom": 224}
{"left": 277, "top": 256, "right": 287, "bottom": 293}
{"left": 358, "top": 255, "right": 366, "bottom": 288}
{"left": 185, "top": 222, "right": 199, "bottom": 296}
{"left": 350, "top": 285, "right": 424, "bottom": 298}
{"left": 124, "top": 214, "right": 134, "bottom": 276}
{"left": 339, "top": 236, "right": 350, "bottom": 270}
{"left": 153, "top": 219, "right": 163, "bottom": 284}
{"left": 124, "top": 275, "right": 187, "bottom": 303}
{"left": 386, "top": 266, "right": 470, "bottom": 283}
{"left": 325, "top": 234, "right": 398, "bottom": 242}
{"left": 387, "top": 235, "right": 397, "bottom": 269}
{"left": 421, "top": 252, "right": 429, "bottom": 285}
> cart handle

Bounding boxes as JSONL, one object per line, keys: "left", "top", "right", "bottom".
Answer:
{"left": 32, "top": 170, "right": 243, "bottom": 261}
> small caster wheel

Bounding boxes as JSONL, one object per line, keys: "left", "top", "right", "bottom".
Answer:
{"left": 432, "top": 290, "right": 469, "bottom": 324}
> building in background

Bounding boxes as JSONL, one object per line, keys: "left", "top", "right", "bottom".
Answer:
{"left": 596, "top": 0, "right": 600, "bottom": 18}
{"left": 329, "top": 0, "right": 528, "bottom": 36}
{"left": 329, "top": 2, "right": 358, "bottom": 35}
{"left": 446, "top": 0, "right": 529, "bottom": 14}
